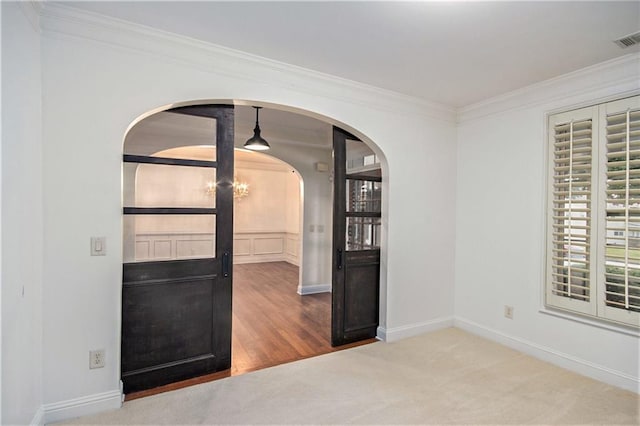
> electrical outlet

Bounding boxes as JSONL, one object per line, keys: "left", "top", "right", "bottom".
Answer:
{"left": 504, "top": 305, "right": 514, "bottom": 319}
{"left": 89, "top": 349, "right": 105, "bottom": 369}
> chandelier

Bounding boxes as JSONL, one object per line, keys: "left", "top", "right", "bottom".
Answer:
{"left": 206, "top": 179, "right": 249, "bottom": 200}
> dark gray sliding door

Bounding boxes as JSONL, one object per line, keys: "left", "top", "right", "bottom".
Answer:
{"left": 332, "top": 127, "right": 381, "bottom": 346}
{"left": 121, "top": 105, "right": 234, "bottom": 393}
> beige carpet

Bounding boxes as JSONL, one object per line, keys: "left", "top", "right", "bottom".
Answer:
{"left": 58, "top": 328, "right": 639, "bottom": 425}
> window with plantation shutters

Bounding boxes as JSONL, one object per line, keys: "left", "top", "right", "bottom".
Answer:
{"left": 546, "top": 95, "right": 640, "bottom": 328}
{"left": 550, "top": 118, "right": 593, "bottom": 302}
{"left": 547, "top": 106, "right": 597, "bottom": 317}
{"left": 600, "top": 97, "right": 640, "bottom": 325}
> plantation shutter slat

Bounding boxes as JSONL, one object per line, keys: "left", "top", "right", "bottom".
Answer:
{"left": 603, "top": 101, "right": 640, "bottom": 318}
{"left": 549, "top": 114, "right": 594, "bottom": 309}
{"left": 606, "top": 110, "right": 640, "bottom": 121}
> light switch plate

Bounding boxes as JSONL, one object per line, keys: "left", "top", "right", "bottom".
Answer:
{"left": 91, "top": 237, "right": 106, "bottom": 256}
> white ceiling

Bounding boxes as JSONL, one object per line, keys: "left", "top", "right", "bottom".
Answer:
{"left": 126, "top": 107, "right": 332, "bottom": 152}
{"left": 59, "top": 1, "right": 639, "bottom": 107}
{"left": 235, "top": 106, "right": 331, "bottom": 148}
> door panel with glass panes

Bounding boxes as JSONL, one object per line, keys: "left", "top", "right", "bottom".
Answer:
{"left": 121, "top": 105, "right": 234, "bottom": 394}
{"left": 332, "top": 127, "right": 381, "bottom": 346}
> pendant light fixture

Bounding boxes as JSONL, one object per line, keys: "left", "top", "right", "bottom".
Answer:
{"left": 244, "top": 106, "right": 270, "bottom": 151}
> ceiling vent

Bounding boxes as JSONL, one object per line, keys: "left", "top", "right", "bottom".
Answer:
{"left": 614, "top": 31, "right": 640, "bottom": 48}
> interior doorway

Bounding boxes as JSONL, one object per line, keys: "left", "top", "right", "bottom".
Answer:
{"left": 229, "top": 148, "right": 318, "bottom": 374}
{"left": 121, "top": 102, "right": 384, "bottom": 399}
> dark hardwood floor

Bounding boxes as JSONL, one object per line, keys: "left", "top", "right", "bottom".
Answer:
{"left": 126, "top": 261, "right": 377, "bottom": 401}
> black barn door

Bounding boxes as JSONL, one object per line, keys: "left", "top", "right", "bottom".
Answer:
{"left": 121, "top": 105, "right": 234, "bottom": 393}
{"left": 332, "top": 127, "right": 381, "bottom": 346}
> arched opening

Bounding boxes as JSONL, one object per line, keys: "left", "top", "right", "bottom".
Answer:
{"left": 121, "top": 101, "right": 387, "bottom": 397}
{"left": 124, "top": 143, "right": 304, "bottom": 277}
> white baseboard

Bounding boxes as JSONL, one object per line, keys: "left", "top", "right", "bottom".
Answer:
{"left": 377, "top": 316, "right": 454, "bottom": 342}
{"left": 454, "top": 317, "right": 640, "bottom": 394}
{"left": 30, "top": 405, "right": 44, "bottom": 426}
{"left": 42, "top": 389, "right": 122, "bottom": 424}
{"left": 297, "top": 283, "right": 331, "bottom": 295}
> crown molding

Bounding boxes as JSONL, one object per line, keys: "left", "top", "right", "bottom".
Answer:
{"left": 38, "top": 3, "right": 456, "bottom": 123}
{"left": 19, "top": 1, "right": 42, "bottom": 33}
{"left": 457, "top": 53, "right": 640, "bottom": 123}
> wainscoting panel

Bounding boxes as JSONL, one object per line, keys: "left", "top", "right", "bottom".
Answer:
{"left": 234, "top": 232, "right": 298, "bottom": 265}
{"left": 176, "top": 238, "right": 214, "bottom": 258}
{"left": 285, "top": 233, "right": 298, "bottom": 264}
{"left": 134, "top": 232, "right": 299, "bottom": 265}
{"left": 154, "top": 240, "right": 172, "bottom": 259}
{"left": 234, "top": 238, "right": 252, "bottom": 256}
{"left": 135, "top": 233, "right": 215, "bottom": 261}
{"left": 254, "top": 237, "right": 284, "bottom": 255}
{"left": 135, "top": 241, "right": 150, "bottom": 260}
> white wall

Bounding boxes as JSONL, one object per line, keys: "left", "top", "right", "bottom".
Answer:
{"left": 455, "top": 54, "right": 640, "bottom": 393}
{"left": 246, "top": 144, "right": 333, "bottom": 292}
{"left": 284, "top": 169, "right": 301, "bottom": 235}
{"left": 1, "top": 2, "right": 44, "bottom": 424}
{"left": 233, "top": 166, "right": 296, "bottom": 233}
{"left": 38, "top": 4, "right": 457, "bottom": 419}
{"left": 233, "top": 164, "right": 302, "bottom": 266}
{"left": 284, "top": 168, "right": 301, "bottom": 266}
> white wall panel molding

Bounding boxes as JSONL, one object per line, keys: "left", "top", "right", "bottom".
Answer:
{"left": 377, "top": 317, "right": 454, "bottom": 342}
{"left": 458, "top": 54, "right": 640, "bottom": 123}
{"left": 285, "top": 232, "right": 299, "bottom": 266}
{"left": 233, "top": 231, "right": 299, "bottom": 265}
{"left": 455, "top": 317, "right": 639, "bottom": 394}
{"left": 133, "top": 231, "right": 300, "bottom": 265}
{"left": 135, "top": 232, "right": 213, "bottom": 261}
{"left": 38, "top": 3, "right": 456, "bottom": 123}
{"left": 253, "top": 237, "right": 284, "bottom": 255}
{"left": 234, "top": 238, "right": 252, "bottom": 257}
{"left": 42, "top": 389, "right": 122, "bottom": 425}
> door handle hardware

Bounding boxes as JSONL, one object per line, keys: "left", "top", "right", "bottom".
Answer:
{"left": 222, "top": 252, "right": 230, "bottom": 277}
{"left": 337, "top": 248, "right": 343, "bottom": 270}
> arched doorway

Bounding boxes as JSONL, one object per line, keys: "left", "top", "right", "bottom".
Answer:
{"left": 121, "top": 101, "right": 386, "bottom": 396}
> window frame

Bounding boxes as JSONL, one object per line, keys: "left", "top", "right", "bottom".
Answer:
{"left": 545, "top": 95, "right": 640, "bottom": 329}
